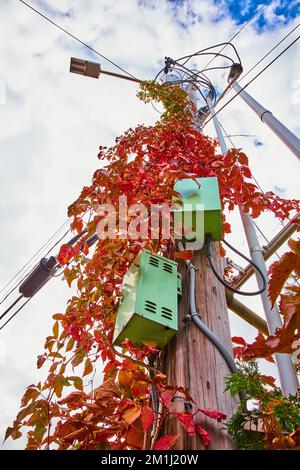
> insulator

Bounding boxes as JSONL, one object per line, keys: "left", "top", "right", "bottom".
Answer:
{"left": 19, "top": 256, "right": 57, "bottom": 298}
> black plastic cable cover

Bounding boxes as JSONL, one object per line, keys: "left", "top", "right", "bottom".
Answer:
{"left": 205, "top": 235, "right": 267, "bottom": 296}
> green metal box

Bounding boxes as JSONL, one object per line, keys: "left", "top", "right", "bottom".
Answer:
{"left": 113, "top": 250, "right": 181, "bottom": 349}
{"left": 173, "top": 176, "right": 222, "bottom": 241}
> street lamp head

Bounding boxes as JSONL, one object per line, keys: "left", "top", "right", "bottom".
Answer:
{"left": 70, "top": 57, "right": 101, "bottom": 79}
{"left": 227, "top": 63, "right": 243, "bottom": 83}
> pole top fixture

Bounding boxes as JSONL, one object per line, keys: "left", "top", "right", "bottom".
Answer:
{"left": 227, "top": 63, "right": 243, "bottom": 83}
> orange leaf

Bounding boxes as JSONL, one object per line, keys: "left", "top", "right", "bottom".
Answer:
{"left": 174, "top": 250, "right": 193, "bottom": 260}
{"left": 52, "top": 321, "right": 59, "bottom": 339}
{"left": 288, "top": 238, "right": 300, "bottom": 256}
{"left": 118, "top": 369, "right": 133, "bottom": 389}
{"left": 268, "top": 252, "right": 299, "bottom": 306}
{"left": 83, "top": 357, "right": 93, "bottom": 377}
{"left": 126, "top": 427, "right": 144, "bottom": 449}
{"left": 122, "top": 405, "right": 142, "bottom": 425}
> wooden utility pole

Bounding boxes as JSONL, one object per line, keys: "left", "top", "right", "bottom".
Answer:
{"left": 163, "top": 84, "right": 237, "bottom": 450}
{"left": 163, "top": 246, "right": 237, "bottom": 450}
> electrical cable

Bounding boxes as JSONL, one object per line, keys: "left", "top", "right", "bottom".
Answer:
{"left": 0, "top": 231, "right": 99, "bottom": 331}
{"left": 238, "top": 22, "right": 300, "bottom": 84}
{"left": 177, "top": 242, "right": 237, "bottom": 374}
{"left": 0, "top": 219, "right": 70, "bottom": 298}
{"left": 216, "top": 22, "right": 300, "bottom": 106}
{"left": 201, "top": 4, "right": 266, "bottom": 71}
{"left": 219, "top": 120, "right": 300, "bottom": 288}
{"left": 0, "top": 298, "right": 31, "bottom": 331}
{"left": 205, "top": 235, "right": 267, "bottom": 296}
{"left": 202, "top": 34, "right": 300, "bottom": 128}
{"left": 18, "top": 0, "right": 138, "bottom": 80}
{"left": 148, "top": 355, "right": 160, "bottom": 441}
{"left": 0, "top": 227, "right": 70, "bottom": 306}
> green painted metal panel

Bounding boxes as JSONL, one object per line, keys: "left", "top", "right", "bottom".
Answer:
{"left": 113, "top": 250, "right": 181, "bottom": 348}
{"left": 173, "top": 176, "right": 222, "bottom": 241}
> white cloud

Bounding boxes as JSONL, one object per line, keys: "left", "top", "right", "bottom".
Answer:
{"left": 0, "top": 0, "right": 299, "bottom": 448}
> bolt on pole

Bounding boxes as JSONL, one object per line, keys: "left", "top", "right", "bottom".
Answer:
{"left": 231, "top": 82, "right": 300, "bottom": 162}
{"left": 207, "top": 95, "right": 299, "bottom": 397}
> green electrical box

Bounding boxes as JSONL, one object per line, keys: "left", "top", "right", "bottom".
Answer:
{"left": 173, "top": 176, "right": 222, "bottom": 242}
{"left": 113, "top": 250, "right": 181, "bottom": 349}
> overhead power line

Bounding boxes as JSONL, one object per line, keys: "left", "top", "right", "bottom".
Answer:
{"left": 202, "top": 3, "right": 266, "bottom": 71}
{"left": 238, "top": 22, "right": 300, "bottom": 84}
{"left": 18, "top": 0, "right": 138, "bottom": 80}
{"left": 202, "top": 34, "right": 300, "bottom": 128}
{"left": 0, "top": 219, "right": 70, "bottom": 303}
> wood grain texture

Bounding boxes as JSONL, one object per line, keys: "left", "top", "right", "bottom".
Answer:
{"left": 163, "top": 243, "right": 238, "bottom": 449}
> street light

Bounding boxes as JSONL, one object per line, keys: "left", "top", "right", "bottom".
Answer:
{"left": 69, "top": 57, "right": 141, "bottom": 83}
{"left": 70, "top": 57, "right": 101, "bottom": 79}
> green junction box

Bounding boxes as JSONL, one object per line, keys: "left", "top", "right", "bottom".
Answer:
{"left": 113, "top": 250, "right": 181, "bottom": 349}
{"left": 173, "top": 176, "right": 222, "bottom": 241}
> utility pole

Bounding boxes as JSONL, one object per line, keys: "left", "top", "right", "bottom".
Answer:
{"left": 231, "top": 82, "right": 300, "bottom": 161}
{"left": 162, "top": 84, "right": 237, "bottom": 450}
{"left": 208, "top": 96, "right": 299, "bottom": 397}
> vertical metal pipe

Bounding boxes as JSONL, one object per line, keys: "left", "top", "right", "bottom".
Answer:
{"left": 232, "top": 82, "right": 300, "bottom": 161}
{"left": 207, "top": 96, "right": 299, "bottom": 396}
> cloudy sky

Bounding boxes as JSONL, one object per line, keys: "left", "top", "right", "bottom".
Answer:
{"left": 0, "top": 0, "right": 299, "bottom": 449}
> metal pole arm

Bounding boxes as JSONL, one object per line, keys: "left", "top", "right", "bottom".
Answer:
{"left": 232, "top": 82, "right": 300, "bottom": 161}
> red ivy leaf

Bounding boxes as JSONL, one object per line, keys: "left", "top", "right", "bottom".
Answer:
{"left": 260, "top": 375, "right": 276, "bottom": 387}
{"left": 57, "top": 244, "right": 76, "bottom": 265}
{"left": 154, "top": 434, "right": 180, "bottom": 450}
{"left": 176, "top": 412, "right": 195, "bottom": 436}
{"left": 196, "top": 423, "right": 211, "bottom": 447}
{"left": 141, "top": 406, "right": 154, "bottom": 432}
{"left": 232, "top": 336, "right": 247, "bottom": 346}
{"left": 160, "top": 390, "right": 174, "bottom": 410}
{"left": 199, "top": 408, "right": 226, "bottom": 422}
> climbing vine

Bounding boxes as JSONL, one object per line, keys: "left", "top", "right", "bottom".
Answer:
{"left": 225, "top": 361, "right": 300, "bottom": 450}
{"left": 6, "top": 81, "right": 300, "bottom": 450}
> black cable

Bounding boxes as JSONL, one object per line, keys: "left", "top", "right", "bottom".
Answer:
{"left": 0, "top": 228, "right": 70, "bottom": 306}
{"left": 219, "top": 122, "right": 300, "bottom": 289}
{"left": 0, "top": 232, "right": 99, "bottom": 330}
{"left": 202, "top": 34, "right": 300, "bottom": 128}
{"left": 238, "top": 22, "right": 300, "bottom": 84}
{"left": 0, "top": 219, "right": 70, "bottom": 298}
{"left": 18, "top": 0, "right": 138, "bottom": 80}
{"left": 0, "top": 295, "right": 23, "bottom": 321}
{"left": 177, "top": 42, "right": 241, "bottom": 65}
{"left": 201, "top": 4, "right": 266, "bottom": 71}
{"left": 0, "top": 298, "right": 31, "bottom": 331}
{"left": 205, "top": 235, "right": 267, "bottom": 296}
{"left": 148, "top": 355, "right": 159, "bottom": 422}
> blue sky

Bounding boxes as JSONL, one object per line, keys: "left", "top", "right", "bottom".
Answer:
{"left": 169, "top": 0, "right": 300, "bottom": 29}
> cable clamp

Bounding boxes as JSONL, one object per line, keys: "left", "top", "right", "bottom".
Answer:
{"left": 172, "top": 396, "right": 193, "bottom": 411}
{"left": 187, "top": 263, "right": 198, "bottom": 273}
{"left": 190, "top": 312, "right": 202, "bottom": 320}
{"left": 183, "top": 314, "right": 191, "bottom": 323}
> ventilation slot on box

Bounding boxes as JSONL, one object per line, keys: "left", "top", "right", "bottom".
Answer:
{"left": 145, "top": 300, "right": 157, "bottom": 314}
{"left": 161, "top": 307, "right": 173, "bottom": 320}
{"left": 163, "top": 262, "right": 173, "bottom": 274}
{"left": 149, "top": 256, "right": 159, "bottom": 268}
